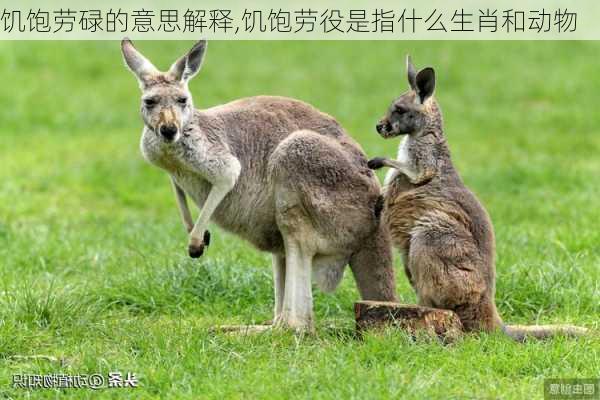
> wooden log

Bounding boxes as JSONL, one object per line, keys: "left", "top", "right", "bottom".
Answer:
{"left": 355, "top": 301, "right": 464, "bottom": 342}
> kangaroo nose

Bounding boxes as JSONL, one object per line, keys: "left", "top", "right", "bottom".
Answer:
{"left": 160, "top": 124, "right": 178, "bottom": 140}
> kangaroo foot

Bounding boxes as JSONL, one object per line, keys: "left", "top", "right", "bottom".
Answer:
{"left": 273, "top": 312, "right": 315, "bottom": 334}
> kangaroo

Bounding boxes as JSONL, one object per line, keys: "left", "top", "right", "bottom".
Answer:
{"left": 121, "top": 39, "right": 397, "bottom": 332}
{"left": 367, "top": 56, "right": 588, "bottom": 341}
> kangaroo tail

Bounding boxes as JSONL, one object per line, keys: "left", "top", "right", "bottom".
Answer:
{"left": 349, "top": 223, "right": 397, "bottom": 302}
{"left": 502, "top": 324, "right": 589, "bottom": 342}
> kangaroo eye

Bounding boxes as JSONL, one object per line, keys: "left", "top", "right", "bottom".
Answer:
{"left": 177, "top": 97, "right": 188, "bottom": 105}
{"left": 144, "top": 98, "right": 157, "bottom": 107}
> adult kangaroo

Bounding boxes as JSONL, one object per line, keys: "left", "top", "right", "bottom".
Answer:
{"left": 121, "top": 39, "right": 396, "bottom": 332}
{"left": 368, "top": 56, "right": 587, "bottom": 341}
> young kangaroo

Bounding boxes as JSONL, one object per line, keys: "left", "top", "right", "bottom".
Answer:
{"left": 368, "top": 56, "right": 587, "bottom": 341}
{"left": 121, "top": 39, "right": 397, "bottom": 332}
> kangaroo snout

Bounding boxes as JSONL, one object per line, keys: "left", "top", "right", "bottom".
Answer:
{"left": 159, "top": 124, "right": 178, "bottom": 141}
{"left": 376, "top": 120, "right": 391, "bottom": 135}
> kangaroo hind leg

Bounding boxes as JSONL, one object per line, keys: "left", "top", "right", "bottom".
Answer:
{"left": 276, "top": 235, "right": 315, "bottom": 332}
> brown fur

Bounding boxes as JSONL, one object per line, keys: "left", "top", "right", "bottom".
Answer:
{"left": 369, "top": 57, "right": 588, "bottom": 340}
{"left": 122, "top": 39, "right": 397, "bottom": 331}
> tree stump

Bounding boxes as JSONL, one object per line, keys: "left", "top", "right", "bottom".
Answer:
{"left": 355, "top": 301, "right": 464, "bottom": 342}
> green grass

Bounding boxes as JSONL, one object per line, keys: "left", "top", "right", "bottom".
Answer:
{"left": 0, "top": 41, "right": 598, "bottom": 399}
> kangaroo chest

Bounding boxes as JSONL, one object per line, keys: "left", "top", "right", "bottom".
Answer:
{"left": 385, "top": 136, "right": 417, "bottom": 189}
{"left": 397, "top": 135, "right": 411, "bottom": 164}
{"left": 140, "top": 129, "right": 282, "bottom": 252}
{"left": 141, "top": 130, "right": 212, "bottom": 206}
{"left": 172, "top": 170, "right": 212, "bottom": 206}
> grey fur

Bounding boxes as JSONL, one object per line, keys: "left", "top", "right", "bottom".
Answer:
{"left": 369, "top": 56, "right": 588, "bottom": 340}
{"left": 122, "top": 39, "right": 397, "bottom": 331}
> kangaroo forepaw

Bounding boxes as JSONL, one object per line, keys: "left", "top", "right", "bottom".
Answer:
{"left": 188, "top": 243, "right": 205, "bottom": 258}
{"left": 188, "top": 231, "right": 210, "bottom": 258}
{"left": 367, "top": 157, "right": 386, "bottom": 170}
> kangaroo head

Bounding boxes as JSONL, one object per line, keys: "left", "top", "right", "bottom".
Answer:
{"left": 121, "top": 39, "right": 207, "bottom": 143}
{"left": 376, "top": 55, "right": 439, "bottom": 139}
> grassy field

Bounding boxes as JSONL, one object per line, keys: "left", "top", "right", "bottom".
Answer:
{"left": 0, "top": 41, "right": 599, "bottom": 399}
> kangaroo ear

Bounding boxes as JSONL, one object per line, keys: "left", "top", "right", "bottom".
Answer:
{"left": 169, "top": 40, "right": 207, "bottom": 83}
{"left": 415, "top": 67, "right": 435, "bottom": 103}
{"left": 406, "top": 55, "right": 417, "bottom": 90}
{"left": 121, "top": 38, "right": 159, "bottom": 87}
